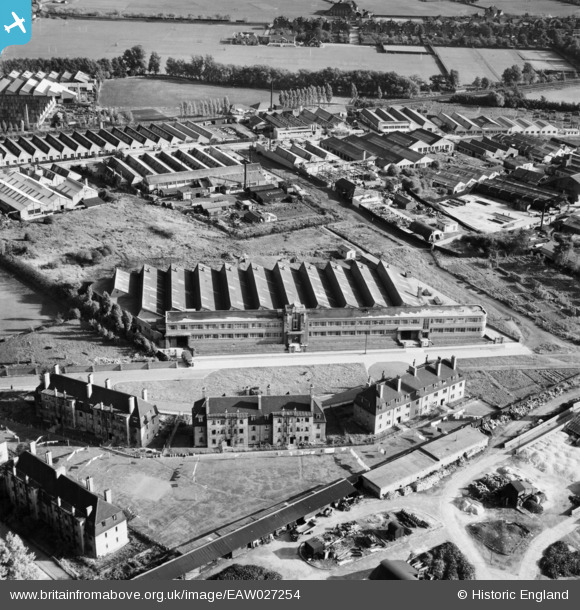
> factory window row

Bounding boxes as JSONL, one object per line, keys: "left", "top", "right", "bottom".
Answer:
{"left": 430, "top": 327, "right": 482, "bottom": 333}
{"left": 310, "top": 319, "right": 422, "bottom": 328}
{"left": 169, "top": 321, "right": 281, "bottom": 331}
{"left": 186, "top": 332, "right": 282, "bottom": 340}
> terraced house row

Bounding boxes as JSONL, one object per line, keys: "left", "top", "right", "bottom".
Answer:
{"left": 97, "top": 257, "right": 487, "bottom": 354}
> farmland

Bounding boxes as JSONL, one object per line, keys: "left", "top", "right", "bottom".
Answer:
{"left": 45, "top": 0, "right": 495, "bottom": 21}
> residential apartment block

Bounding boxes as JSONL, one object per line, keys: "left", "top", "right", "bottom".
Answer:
{"left": 0, "top": 447, "right": 127, "bottom": 558}
{"left": 36, "top": 372, "right": 160, "bottom": 447}
{"left": 353, "top": 356, "right": 465, "bottom": 434}
{"left": 192, "top": 393, "right": 326, "bottom": 448}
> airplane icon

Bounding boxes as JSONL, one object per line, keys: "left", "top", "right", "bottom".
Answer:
{"left": 4, "top": 12, "right": 26, "bottom": 34}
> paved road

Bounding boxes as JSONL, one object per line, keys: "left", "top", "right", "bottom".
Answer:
{"left": 0, "top": 341, "right": 532, "bottom": 394}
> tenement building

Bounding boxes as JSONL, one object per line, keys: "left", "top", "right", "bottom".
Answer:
{"left": 96, "top": 257, "right": 487, "bottom": 354}
{"left": 192, "top": 393, "right": 326, "bottom": 448}
{"left": 0, "top": 446, "right": 128, "bottom": 557}
{"left": 354, "top": 356, "right": 465, "bottom": 434}
{"left": 36, "top": 371, "right": 160, "bottom": 447}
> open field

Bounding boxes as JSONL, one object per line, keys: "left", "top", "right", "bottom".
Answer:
{"left": 0, "top": 267, "right": 60, "bottom": 338}
{"left": 439, "top": 255, "right": 580, "bottom": 343}
{"left": 478, "top": 0, "right": 580, "bottom": 17}
{"left": 115, "top": 363, "right": 368, "bottom": 403}
{"left": 526, "top": 84, "right": 580, "bottom": 103}
{"left": 100, "top": 78, "right": 274, "bottom": 110}
{"left": 0, "top": 320, "right": 137, "bottom": 367}
{"left": 29, "top": 444, "right": 355, "bottom": 552}
{"left": 0, "top": 197, "right": 347, "bottom": 286}
{"left": 516, "top": 430, "right": 580, "bottom": 483}
{"left": 436, "top": 47, "right": 575, "bottom": 85}
{"left": 4, "top": 19, "right": 438, "bottom": 78}
{"left": 46, "top": 0, "right": 495, "bottom": 21}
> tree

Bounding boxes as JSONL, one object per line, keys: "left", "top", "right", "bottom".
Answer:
{"left": 350, "top": 83, "right": 358, "bottom": 100}
{"left": 148, "top": 51, "right": 161, "bottom": 75}
{"left": 480, "top": 77, "right": 491, "bottom": 89}
{"left": 101, "top": 291, "right": 112, "bottom": 317}
{"left": 122, "top": 45, "right": 147, "bottom": 76}
{"left": 325, "top": 82, "right": 333, "bottom": 104}
{"left": 449, "top": 69, "right": 460, "bottom": 89}
{"left": 377, "top": 85, "right": 383, "bottom": 99}
{"left": 0, "top": 532, "right": 38, "bottom": 580}
{"left": 121, "top": 310, "right": 133, "bottom": 332}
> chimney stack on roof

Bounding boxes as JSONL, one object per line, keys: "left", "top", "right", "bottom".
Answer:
{"left": 266, "top": 384, "right": 271, "bottom": 396}
{"left": 45, "top": 451, "right": 53, "bottom": 466}
{"left": 43, "top": 372, "right": 51, "bottom": 390}
{"left": 104, "top": 489, "right": 112, "bottom": 503}
{"left": 105, "top": 378, "right": 112, "bottom": 389}
{"left": 86, "top": 383, "right": 92, "bottom": 399}
{"left": 409, "top": 359, "right": 418, "bottom": 377}
{"left": 29, "top": 440, "right": 37, "bottom": 455}
{"left": 436, "top": 356, "right": 442, "bottom": 377}
{"left": 88, "top": 373, "right": 94, "bottom": 384}
{"left": 395, "top": 375, "right": 402, "bottom": 393}
{"left": 86, "top": 505, "right": 93, "bottom": 517}
{"left": 85, "top": 476, "right": 94, "bottom": 492}
{"left": 257, "top": 393, "right": 262, "bottom": 410}
{"left": 142, "top": 388, "right": 148, "bottom": 401}
{"left": 451, "top": 355, "right": 457, "bottom": 370}
{"left": 128, "top": 396, "right": 136, "bottom": 414}
{"left": 53, "top": 364, "right": 60, "bottom": 375}
{"left": 202, "top": 386, "right": 207, "bottom": 399}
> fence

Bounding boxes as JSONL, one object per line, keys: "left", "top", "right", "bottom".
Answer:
{"left": 0, "top": 360, "right": 182, "bottom": 378}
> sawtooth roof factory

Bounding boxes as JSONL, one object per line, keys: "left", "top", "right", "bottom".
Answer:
{"left": 96, "top": 256, "right": 487, "bottom": 354}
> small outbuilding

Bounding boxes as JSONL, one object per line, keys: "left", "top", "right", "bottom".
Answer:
{"left": 370, "top": 559, "right": 419, "bottom": 580}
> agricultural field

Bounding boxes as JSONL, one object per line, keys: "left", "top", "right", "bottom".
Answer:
{"left": 526, "top": 84, "right": 580, "bottom": 103}
{"left": 44, "top": 0, "right": 497, "bottom": 21}
{"left": 4, "top": 19, "right": 440, "bottom": 79}
{"left": 23, "top": 444, "right": 355, "bottom": 553}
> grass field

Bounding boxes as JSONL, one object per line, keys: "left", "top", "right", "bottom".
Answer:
{"left": 478, "top": 0, "right": 580, "bottom": 17}
{"left": 526, "top": 84, "right": 580, "bottom": 103}
{"left": 46, "top": 0, "right": 496, "bottom": 21}
{"left": 436, "top": 47, "right": 575, "bottom": 85}
{"left": 4, "top": 19, "right": 441, "bottom": 79}
{"left": 100, "top": 78, "right": 274, "bottom": 109}
{"left": 39, "top": 445, "right": 355, "bottom": 552}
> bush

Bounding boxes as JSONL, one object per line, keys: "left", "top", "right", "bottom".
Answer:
{"left": 539, "top": 541, "right": 580, "bottom": 579}
{"left": 209, "top": 564, "right": 282, "bottom": 580}
{"left": 43, "top": 215, "right": 54, "bottom": 225}
{"left": 523, "top": 498, "right": 543, "bottom": 514}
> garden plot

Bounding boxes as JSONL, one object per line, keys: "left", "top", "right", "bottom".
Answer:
{"left": 464, "top": 370, "right": 514, "bottom": 408}
{"left": 469, "top": 521, "right": 534, "bottom": 556}
{"left": 488, "top": 370, "right": 542, "bottom": 400}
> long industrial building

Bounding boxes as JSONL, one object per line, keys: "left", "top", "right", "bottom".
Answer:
{"left": 97, "top": 257, "right": 487, "bottom": 354}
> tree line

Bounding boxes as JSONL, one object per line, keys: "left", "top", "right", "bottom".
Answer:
{"left": 164, "top": 54, "right": 421, "bottom": 98}
{"left": 278, "top": 85, "right": 332, "bottom": 108}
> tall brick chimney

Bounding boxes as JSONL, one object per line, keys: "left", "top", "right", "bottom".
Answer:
{"left": 45, "top": 451, "right": 53, "bottom": 466}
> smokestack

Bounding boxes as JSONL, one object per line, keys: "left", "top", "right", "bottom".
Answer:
{"left": 53, "top": 364, "right": 60, "bottom": 375}
{"left": 128, "top": 396, "right": 136, "bottom": 414}
{"left": 85, "top": 477, "right": 94, "bottom": 492}
{"left": 105, "top": 378, "right": 112, "bottom": 389}
{"left": 29, "top": 441, "right": 37, "bottom": 455}
{"left": 45, "top": 451, "right": 53, "bottom": 466}
{"left": 104, "top": 489, "right": 112, "bottom": 503}
{"left": 142, "top": 388, "right": 148, "bottom": 401}
{"left": 43, "top": 372, "right": 51, "bottom": 390}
